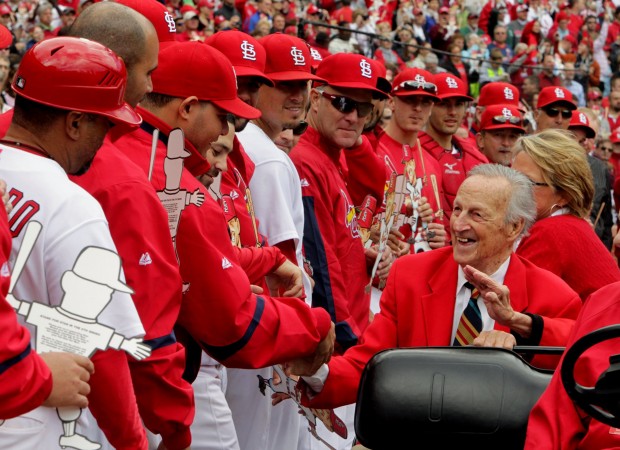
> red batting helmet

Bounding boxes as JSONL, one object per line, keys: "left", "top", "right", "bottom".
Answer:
{"left": 12, "top": 37, "right": 141, "bottom": 127}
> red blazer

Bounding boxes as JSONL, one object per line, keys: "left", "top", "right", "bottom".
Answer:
{"left": 525, "top": 281, "right": 620, "bottom": 449}
{"left": 305, "top": 246, "right": 582, "bottom": 409}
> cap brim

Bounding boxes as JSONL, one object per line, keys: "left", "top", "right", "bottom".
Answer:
{"left": 393, "top": 90, "right": 439, "bottom": 101}
{"left": 267, "top": 71, "right": 325, "bottom": 82}
{"left": 538, "top": 100, "right": 577, "bottom": 110}
{"left": 103, "top": 103, "right": 143, "bottom": 127}
{"left": 438, "top": 94, "right": 473, "bottom": 102}
{"left": 234, "top": 66, "right": 275, "bottom": 87}
{"left": 328, "top": 81, "right": 389, "bottom": 99}
{"left": 108, "top": 278, "right": 135, "bottom": 294}
{"left": 212, "top": 97, "right": 261, "bottom": 119}
{"left": 482, "top": 123, "right": 525, "bottom": 132}
{"left": 570, "top": 125, "right": 596, "bottom": 138}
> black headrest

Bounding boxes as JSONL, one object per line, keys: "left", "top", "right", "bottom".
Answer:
{"left": 355, "top": 347, "right": 553, "bottom": 450}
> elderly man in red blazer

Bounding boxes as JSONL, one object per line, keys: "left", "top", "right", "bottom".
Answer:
{"left": 297, "top": 163, "right": 582, "bottom": 410}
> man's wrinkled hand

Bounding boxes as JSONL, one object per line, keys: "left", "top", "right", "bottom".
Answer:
{"left": 41, "top": 352, "right": 94, "bottom": 409}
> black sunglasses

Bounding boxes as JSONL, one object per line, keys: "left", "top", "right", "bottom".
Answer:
{"left": 542, "top": 107, "right": 572, "bottom": 119}
{"left": 600, "top": 146, "right": 613, "bottom": 152}
{"left": 292, "top": 120, "right": 308, "bottom": 136}
{"left": 492, "top": 115, "right": 522, "bottom": 125}
{"left": 319, "top": 91, "right": 373, "bottom": 118}
{"left": 393, "top": 80, "right": 438, "bottom": 95}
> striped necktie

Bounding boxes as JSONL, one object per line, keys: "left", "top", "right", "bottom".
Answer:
{"left": 453, "top": 282, "right": 482, "bottom": 346}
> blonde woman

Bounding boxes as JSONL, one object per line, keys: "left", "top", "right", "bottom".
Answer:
{"left": 512, "top": 129, "right": 620, "bottom": 301}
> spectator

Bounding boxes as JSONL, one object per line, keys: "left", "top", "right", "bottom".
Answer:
{"left": 328, "top": 21, "right": 358, "bottom": 54}
{"left": 521, "top": 74, "right": 540, "bottom": 110}
{"left": 537, "top": 53, "right": 562, "bottom": 88}
{"left": 374, "top": 32, "right": 406, "bottom": 72}
{"left": 563, "top": 62, "right": 586, "bottom": 107}
{"left": 479, "top": 47, "right": 510, "bottom": 86}
{"left": 575, "top": 37, "right": 601, "bottom": 94}
{"left": 442, "top": 42, "right": 478, "bottom": 96}
{"left": 423, "top": 51, "right": 445, "bottom": 74}
{"left": 607, "top": 89, "right": 620, "bottom": 132}
{"left": 245, "top": 0, "right": 272, "bottom": 33}
{"left": 214, "top": 0, "right": 241, "bottom": 22}
{"left": 429, "top": 6, "right": 457, "bottom": 53}
{"left": 513, "top": 129, "right": 620, "bottom": 301}
{"left": 508, "top": 4, "right": 529, "bottom": 48}
{"left": 487, "top": 24, "right": 513, "bottom": 63}
{"left": 460, "top": 11, "right": 483, "bottom": 40}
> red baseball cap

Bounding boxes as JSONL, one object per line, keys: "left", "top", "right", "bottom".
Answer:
{"left": 152, "top": 42, "right": 261, "bottom": 119}
{"left": 516, "top": 4, "right": 528, "bottom": 12}
{"left": 0, "top": 24, "right": 11, "bottom": 49}
{"left": 562, "top": 34, "right": 577, "bottom": 47}
{"left": 315, "top": 53, "right": 388, "bottom": 98}
{"left": 115, "top": 0, "right": 177, "bottom": 44}
{"left": 307, "top": 4, "right": 319, "bottom": 15}
{"left": 536, "top": 86, "right": 577, "bottom": 110}
{"left": 259, "top": 33, "right": 324, "bottom": 82}
{"left": 0, "top": 4, "right": 10, "bottom": 15}
{"left": 479, "top": 104, "right": 525, "bottom": 132}
{"left": 478, "top": 82, "right": 520, "bottom": 107}
{"left": 369, "top": 58, "right": 391, "bottom": 96}
{"left": 391, "top": 68, "right": 439, "bottom": 100}
{"left": 197, "top": 0, "right": 213, "bottom": 8}
{"left": 439, "top": 6, "right": 450, "bottom": 14}
{"left": 308, "top": 44, "right": 323, "bottom": 71}
{"left": 611, "top": 128, "right": 620, "bottom": 144}
{"left": 556, "top": 11, "right": 569, "bottom": 22}
{"left": 205, "top": 30, "right": 274, "bottom": 87}
{"left": 433, "top": 72, "right": 472, "bottom": 101}
{"left": 568, "top": 110, "right": 596, "bottom": 138}
{"left": 179, "top": 4, "right": 197, "bottom": 15}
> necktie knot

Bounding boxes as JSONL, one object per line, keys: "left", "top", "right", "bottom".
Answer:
{"left": 464, "top": 282, "right": 480, "bottom": 300}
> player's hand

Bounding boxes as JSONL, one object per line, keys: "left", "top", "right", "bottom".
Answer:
{"left": 424, "top": 222, "right": 447, "bottom": 249}
{"left": 417, "top": 197, "right": 433, "bottom": 224}
{"left": 0, "top": 179, "right": 12, "bottom": 214}
{"left": 284, "top": 322, "right": 335, "bottom": 376}
{"left": 41, "top": 352, "right": 94, "bottom": 409}
{"left": 266, "top": 258, "right": 304, "bottom": 298}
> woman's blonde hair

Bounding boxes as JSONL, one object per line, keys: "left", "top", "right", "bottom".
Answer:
{"left": 512, "top": 129, "right": 594, "bottom": 218}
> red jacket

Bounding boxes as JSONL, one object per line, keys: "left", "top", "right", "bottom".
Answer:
{"left": 0, "top": 207, "right": 52, "bottom": 419}
{"left": 418, "top": 131, "right": 488, "bottom": 224}
{"left": 516, "top": 214, "right": 620, "bottom": 302}
{"left": 291, "top": 126, "right": 371, "bottom": 353}
{"left": 304, "top": 247, "right": 582, "bottom": 409}
{"left": 70, "top": 138, "right": 194, "bottom": 450}
{"left": 116, "top": 107, "right": 332, "bottom": 369}
{"left": 525, "top": 281, "right": 620, "bottom": 449}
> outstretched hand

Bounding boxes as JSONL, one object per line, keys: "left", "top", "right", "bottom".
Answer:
{"left": 284, "top": 322, "right": 335, "bottom": 376}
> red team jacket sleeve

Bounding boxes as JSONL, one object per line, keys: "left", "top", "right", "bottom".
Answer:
{"left": 88, "top": 349, "right": 148, "bottom": 450}
{"left": 525, "top": 283, "right": 620, "bottom": 450}
{"left": 76, "top": 155, "right": 194, "bottom": 450}
{"left": 234, "top": 245, "right": 287, "bottom": 286}
{"left": 0, "top": 206, "right": 52, "bottom": 419}
{"left": 341, "top": 135, "right": 386, "bottom": 207}
{"left": 0, "top": 299, "right": 52, "bottom": 419}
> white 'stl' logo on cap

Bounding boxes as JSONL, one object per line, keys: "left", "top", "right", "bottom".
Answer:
{"left": 290, "top": 46, "right": 305, "bottom": 66}
{"left": 555, "top": 87, "right": 565, "bottom": 98}
{"left": 414, "top": 74, "right": 426, "bottom": 83}
{"left": 579, "top": 113, "right": 587, "bottom": 124}
{"left": 240, "top": 40, "right": 256, "bottom": 61}
{"left": 165, "top": 11, "right": 176, "bottom": 33}
{"left": 310, "top": 47, "right": 322, "bottom": 61}
{"left": 360, "top": 59, "right": 372, "bottom": 79}
{"left": 504, "top": 87, "right": 514, "bottom": 100}
{"left": 502, "top": 107, "right": 512, "bottom": 117}
{"left": 446, "top": 76, "right": 458, "bottom": 88}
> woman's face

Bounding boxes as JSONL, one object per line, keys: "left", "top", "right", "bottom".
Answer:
{"left": 532, "top": 20, "right": 541, "bottom": 33}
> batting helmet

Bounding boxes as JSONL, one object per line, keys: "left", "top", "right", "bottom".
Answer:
{"left": 12, "top": 36, "right": 141, "bottom": 126}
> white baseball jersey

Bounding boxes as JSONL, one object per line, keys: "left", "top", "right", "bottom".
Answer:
{"left": 236, "top": 123, "right": 308, "bottom": 450}
{"left": 0, "top": 145, "right": 143, "bottom": 449}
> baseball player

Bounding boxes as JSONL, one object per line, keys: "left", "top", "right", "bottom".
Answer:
{"left": 0, "top": 36, "right": 146, "bottom": 450}
{"left": 289, "top": 52, "right": 396, "bottom": 449}
{"left": 40, "top": 3, "right": 194, "bottom": 449}
{"left": 113, "top": 37, "right": 335, "bottom": 399}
